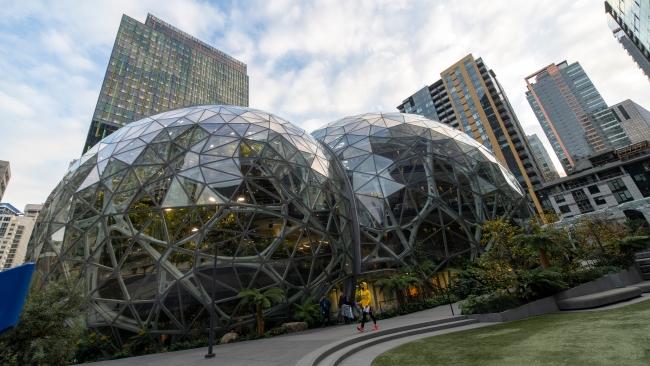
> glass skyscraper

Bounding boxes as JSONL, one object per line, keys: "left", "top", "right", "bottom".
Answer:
{"left": 397, "top": 54, "right": 544, "bottom": 214}
{"left": 609, "top": 99, "right": 650, "bottom": 144}
{"left": 525, "top": 61, "right": 630, "bottom": 174}
{"left": 83, "top": 14, "right": 249, "bottom": 152}
{"left": 527, "top": 134, "right": 560, "bottom": 183}
{"left": 605, "top": 0, "right": 650, "bottom": 80}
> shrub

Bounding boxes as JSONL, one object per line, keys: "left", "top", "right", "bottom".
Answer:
{"left": 168, "top": 337, "right": 208, "bottom": 352}
{"left": 615, "top": 236, "right": 650, "bottom": 266}
{"left": 516, "top": 268, "right": 567, "bottom": 301}
{"left": 0, "top": 278, "right": 84, "bottom": 366}
{"left": 459, "top": 290, "right": 522, "bottom": 315}
{"left": 562, "top": 265, "right": 621, "bottom": 288}
{"left": 292, "top": 298, "right": 320, "bottom": 326}
{"left": 74, "top": 331, "right": 115, "bottom": 363}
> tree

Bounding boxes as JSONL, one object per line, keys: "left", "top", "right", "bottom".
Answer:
{"left": 376, "top": 272, "right": 421, "bottom": 309}
{"left": 0, "top": 277, "right": 84, "bottom": 365}
{"left": 515, "top": 232, "right": 553, "bottom": 268}
{"left": 292, "top": 298, "right": 320, "bottom": 326}
{"left": 238, "top": 287, "right": 285, "bottom": 336}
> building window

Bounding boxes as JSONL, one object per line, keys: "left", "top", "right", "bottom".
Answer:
{"left": 608, "top": 178, "right": 627, "bottom": 192}
{"left": 587, "top": 185, "right": 600, "bottom": 194}
{"left": 614, "top": 190, "right": 634, "bottom": 204}
{"left": 593, "top": 196, "right": 607, "bottom": 205}
{"left": 559, "top": 205, "right": 571, "bottom": 213}
{"left": 554, "top": 194, "right": 566, "bottom": 203}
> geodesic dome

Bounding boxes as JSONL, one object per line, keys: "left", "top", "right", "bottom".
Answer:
{"left": 312, "top": 112, "right": 531, "bottom": 270}
{"left": 30, "top": 105, "right": 352, "bottom": 336}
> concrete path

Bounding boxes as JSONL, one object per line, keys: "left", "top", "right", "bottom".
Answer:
{"left": 84, "top": 303, "right": 460, "bottom": 366}
{"left": 338, "top": 322, "right": 492, "bottom": 366}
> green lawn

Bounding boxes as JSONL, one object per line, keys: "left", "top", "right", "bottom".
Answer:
{"left": 373, "top": 298, "right": 650, "bottom": 366}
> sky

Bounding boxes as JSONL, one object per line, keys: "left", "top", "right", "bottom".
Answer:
{"left": 0, "top": 0, "right": 649, "bottom": 210}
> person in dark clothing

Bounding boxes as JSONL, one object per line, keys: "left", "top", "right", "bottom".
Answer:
{"left": 319, "top": 295, "right": 331, "bottom": 326}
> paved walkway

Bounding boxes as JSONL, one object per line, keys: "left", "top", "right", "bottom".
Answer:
{"left": 86, "top": 303, "right": 460, "bottom": 366}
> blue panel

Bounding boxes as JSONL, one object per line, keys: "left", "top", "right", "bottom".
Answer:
{"left": 0, "top": 262, "right": 35, "bottom": 334}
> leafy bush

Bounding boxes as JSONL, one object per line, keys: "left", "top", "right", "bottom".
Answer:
{"left": 167, "top": 338, "right": 208, "bottom": 351}
{"left": 292, "top": 298, "right": 321, "bottom": 326}
{"left": 563, "top": 265, "right": 621, "bottom": 288}
{"left": 516, "top": 268, "right": 567, "bottom": 301}
{"left": 459, "top": 290, "right": 522, "bottom": 315}
{"left": 615, "top": 236, "right": 650, "bottom": 266}
{"left": 451, "top": 264, "right": 515, "bottom": 299}
{"left": 74, "top": 331, "right": 115, "bottom": 363}
{"left": 0, "top": 278, "right": 84, "bottom": 366}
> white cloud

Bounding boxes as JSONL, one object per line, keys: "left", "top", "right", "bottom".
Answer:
{"left": 1, "top": 0, "right": 649, "bottom": 209}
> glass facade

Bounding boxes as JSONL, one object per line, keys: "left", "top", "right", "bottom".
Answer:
{"left": 397, "top": 55, "right": 544, "bottom": 215}
{"left": 312, "top": 112, "right": 530, "bottom": 271}
{"left": 525, "top": 61, "right": 630, "bottom": 174}
{"left": 527, "top": 134, "right": 560, "bottom": 183}
{"left": 30, "top": 106, "right": 529, "bottom": 339}
{"left": 606, "top": 0, "right": 650, "bottom": 80}
{"left": 83, "top": 14, "right": 249, "bottom": 152}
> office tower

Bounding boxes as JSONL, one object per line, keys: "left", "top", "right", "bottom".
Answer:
{"left": 527, "top": 134, "right": 560, "bottom": 182}
{"left": 609, "top": 99, "right": 650, "bottom": 144}
{"left": 83, "top": 13, "right": 249, "bottom": 152}
{"left": 525, "top": 61, "right": 630, "bottom": 174}
{"left": 0, "top": 160, "right": 9, "bottom": 201}
{"left": 397, "top": 54, "right": 544, "bottom": 214}
{"left": 605, "top": 0, "right": 650, "bottom": 80}
{"left": 0, "top": 203, "right": 41, "bottom": 270}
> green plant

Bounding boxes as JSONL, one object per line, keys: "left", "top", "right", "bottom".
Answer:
{"left": 616, "top": 236, "right": 650, "bottom": 266}
{"left": 292, "top": 298, "right": 320, "bottom": 326}
{"left": 123, "top": 329, "right": 162, "bottom": 356}
{"left": 238, "top": 287, "right": 286, "bottom": 336}
{"left": 459, "top": 290, "right": 522, "bottom": 315}
{"left": 376, "top": 271, "right": 422, "bottom": 309}
{"left": 562, "top": 265, "right": 620, "bottom": 288}
{"left": 515, "top": 232, "right": 554, "bottom": 268}
{"left": 516, "top": 267, "right": 567, "bottom": 301}
{"left": 0, "top": 277, "right": 84, "bottom": 366}
{"left": 74, "top": 331, "right": 115, "bottom": 363}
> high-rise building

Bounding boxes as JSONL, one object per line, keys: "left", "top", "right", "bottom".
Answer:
{"left": 609, "top": 99, "right": 650, "bottom": 144}
{"left": 0, "top": 203, "right": 42, "bottom": 270}
{"left": 605, "top": 0, "right": 650, "bottom": 80}
{"left": 398, "top": 54, "right": 544, "bottom": 214}
{"left": 0, "top": 160, "right": 9, "bottom": 201}
{"left": 83, "top": 13, "right": 249, "bottom": 152}
{"left": 527, "top": 134, "right": 560, "bottom": 183}
{"left": 525, "top": 61, "right": 630, "bottom": 174}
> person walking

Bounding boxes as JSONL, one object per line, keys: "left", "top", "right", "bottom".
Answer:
{"left": 356, "top": 282, "right": 378, "bottom": 332}
{"left": 319, "top": 295, "right": 331, "bottom": 327}
{"left": 337, "top": 293, "right": 345, "bottom": 324}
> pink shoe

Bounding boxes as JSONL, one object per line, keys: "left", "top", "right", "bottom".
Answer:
{"left": 356, "top": 326, "right": 364, "bottom": 332}
{"left": 372, "top": 324, "right": 379, "bottom": 331}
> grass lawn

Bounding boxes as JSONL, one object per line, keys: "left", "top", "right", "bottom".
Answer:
{"left": 373, "top": 298, "right": 650, "bottom": 366}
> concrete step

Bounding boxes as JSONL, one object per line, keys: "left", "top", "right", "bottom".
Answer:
{"left": 557, "top": 287, "right": 642, "bottom": 310}
{"left": 638, "top": 264, "right": 650, "bottom": 273}
{"left": 295, "top": 316, "right": 472, "bottom": 366}
{"left": 635, "top": 251, "right": 650, "bottom": 260}
{"left": 635, "top": 258, "right": 650, "bottom": 266}
{"left": 630, "top": 280, "right": 650, "bottom": 293}
{"left": 318, "top": 318, "right": 479, "bottom": 366}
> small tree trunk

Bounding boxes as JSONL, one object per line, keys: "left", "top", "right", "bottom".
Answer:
{"left": 539, "top": 248, "right": 551, "bottom": 268}
{"left": 256, "top": 304, "right": 264, "bottom": 336}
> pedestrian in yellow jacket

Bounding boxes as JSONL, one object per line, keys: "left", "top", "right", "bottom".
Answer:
{"left": 356, "top": 282, "right": 378, "bottom": 332}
